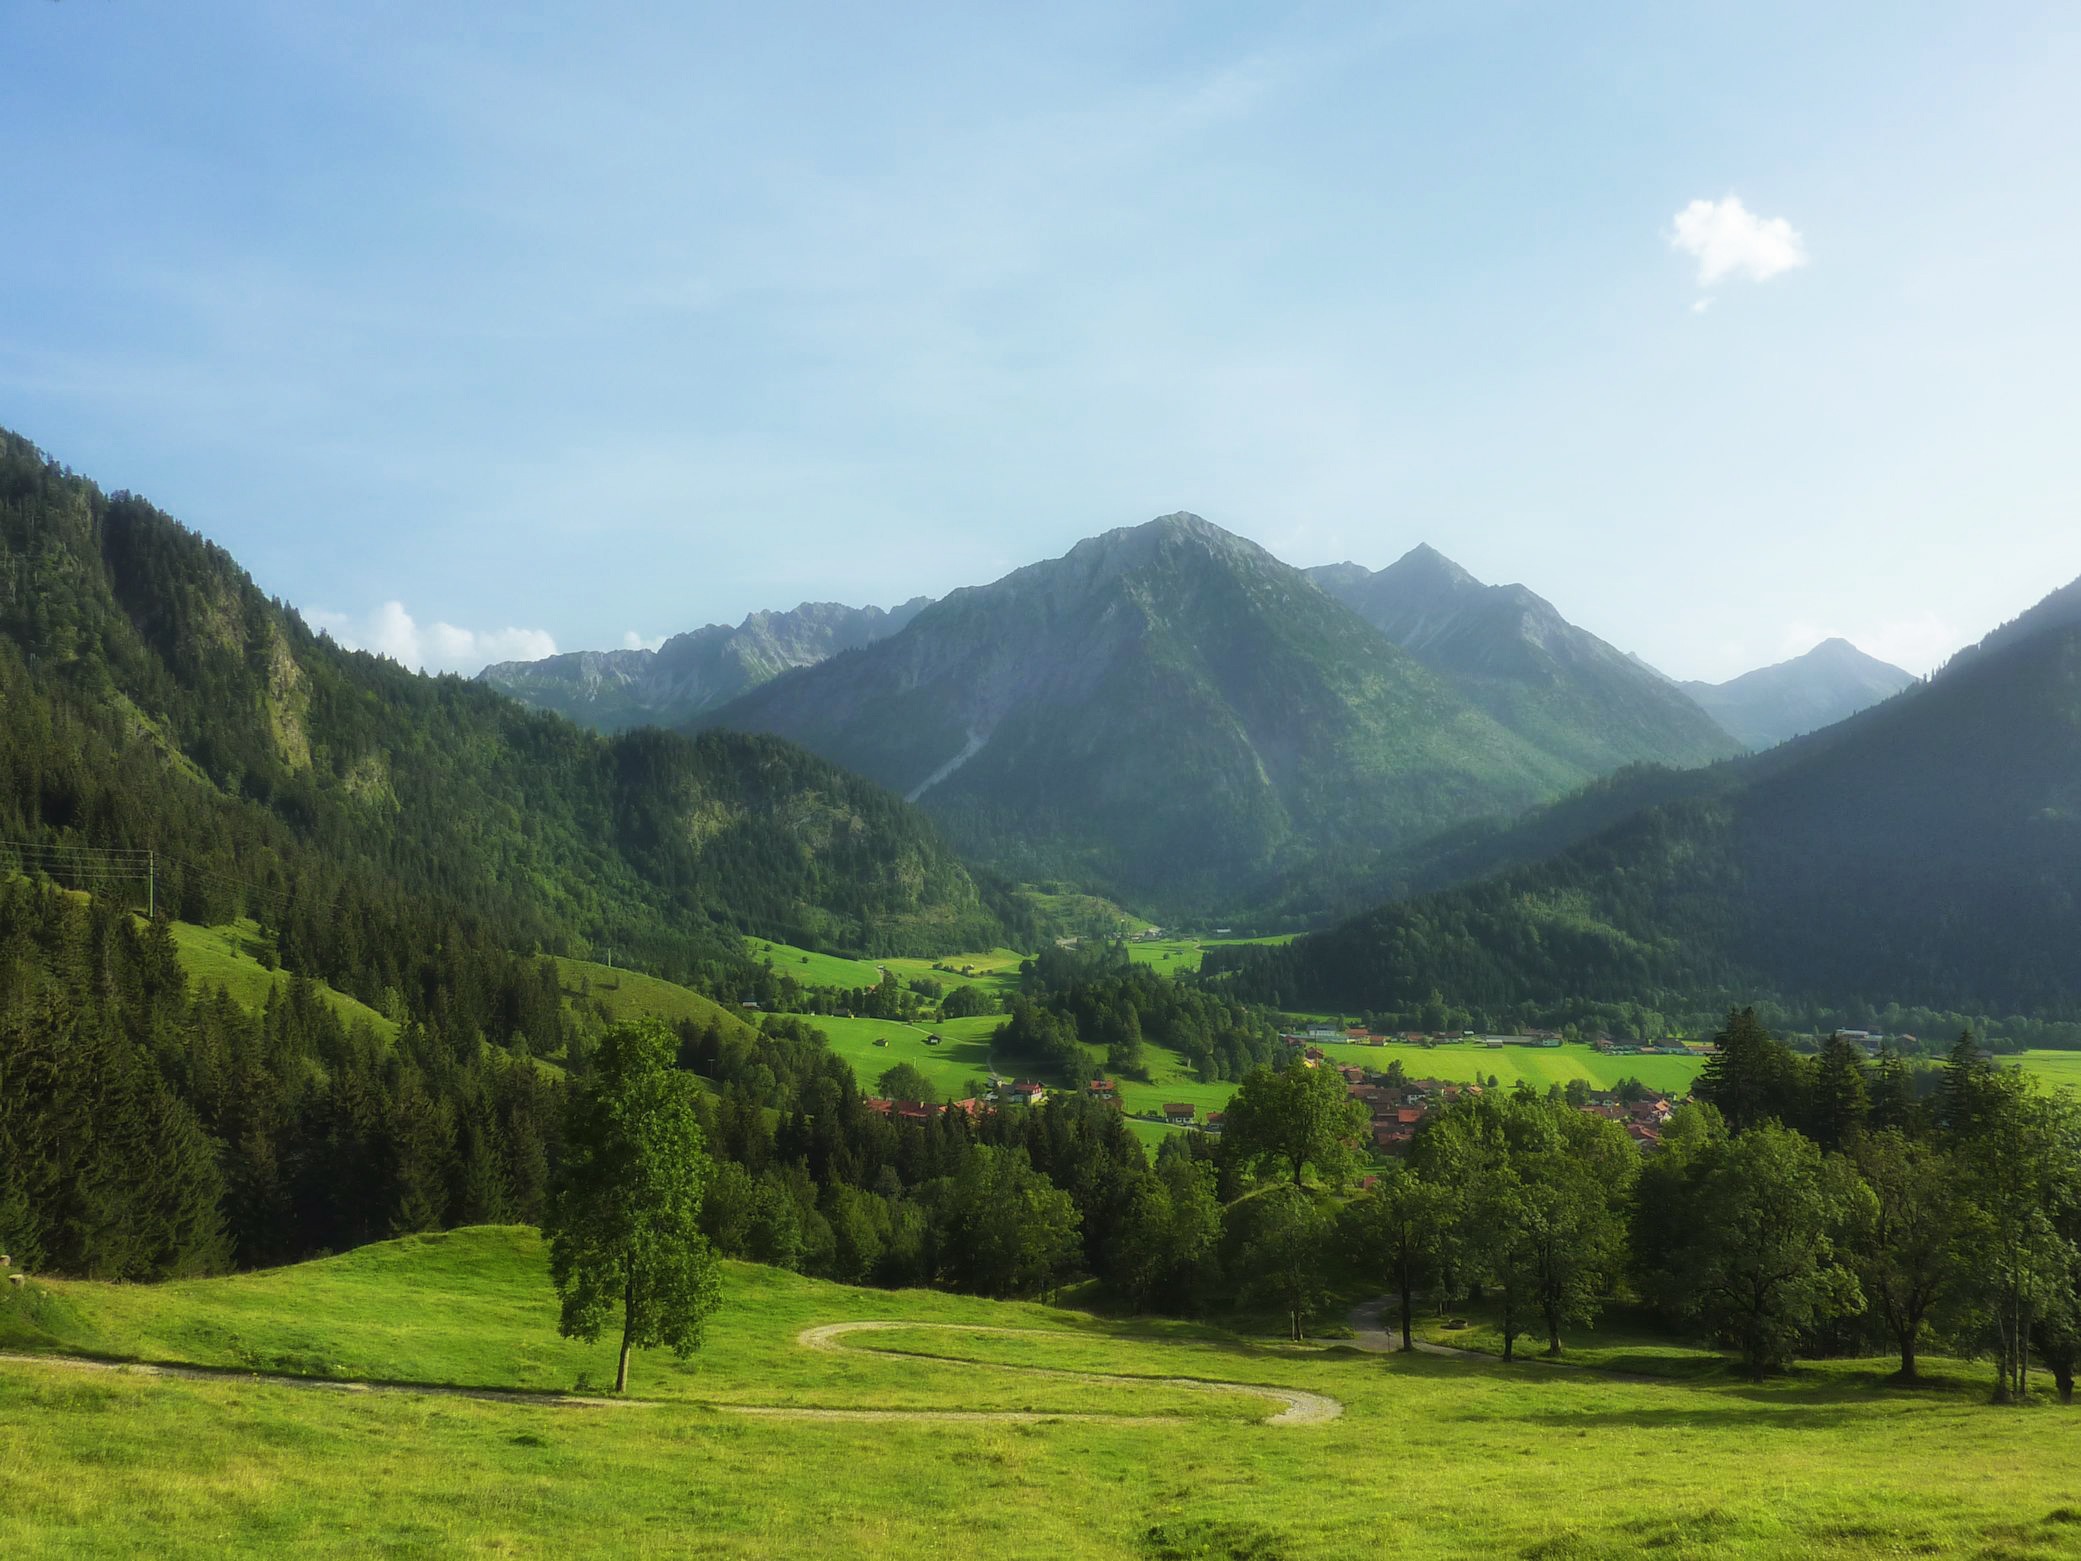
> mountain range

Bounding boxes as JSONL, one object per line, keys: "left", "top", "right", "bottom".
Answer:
{"left": 1304, "top": 545, "right": 1740, "bottom": 773}
{"left": 692, "top": 515, "right": 1738, "bottom": 914}
{"left": 480, "top": 597, "right": 931, "bottom": 731}
{"left": 1207, "top": 571, "right": 2081, "bottom": 1019}
{"left": 482, "top": 516, "right": 1926, "bottom": 919}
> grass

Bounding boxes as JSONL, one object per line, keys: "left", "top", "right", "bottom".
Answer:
{"left": 878, "top": 947, "right": 1029, "bottom": 997}
{"left": 1124, "top": 934, "right": 1295, "bottom": 976}
{"left": 787, "top": 1012, "right": 1006, "bottom": 1099}
{"left": 552, "top": 955, "right": 754, "bottom": 1037}
{"left": 1308, "top": 1039, "right": 1708, "bottom": 1095}
{"left": 169, "top": 918, "right": 399, "bottom": 1042}
{"left": 1415, "top": 1299, "right": 1741, "bottom": 1381}
{"left": 2013, "top": 1050, "right": 2081, "bottom": 1094}
{"left": 7, "top": 1228, "right": 2081, "bottom": 1557}
{"left": 745, "top": 938, "right": 885, "bottom": 990}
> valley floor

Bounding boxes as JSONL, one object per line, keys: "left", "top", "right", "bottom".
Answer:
{"left": 4, "top": 1229, "right": 2080, "bottom": 1558}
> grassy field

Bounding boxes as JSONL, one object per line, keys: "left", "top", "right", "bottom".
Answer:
{"left": 746, "top": 938, "right": 885, "bottom": 990}
{"left": 879, "top": 947, "right": 1029, "bottom": 997}
{"left": 1124, "top": 934, "right": 1296, "bottom": 976}
{"left": 786, "top": 1012, "right": 1005, "bottom": 1099}
{"left": 553, "top": 955, "right": 756, "bottom": 1037}
{"left": 1308, "top": 1039, "right": 1708, "bottom": 1095}
{"left": 6, "top": 1228, "right": 2081, "bottom": 1556}
{"left": 2014, "top": 1050, "right": 2081, "bottom": 1093}
{"left": 169, "top": 919, "right": 399, "bottom": 1041}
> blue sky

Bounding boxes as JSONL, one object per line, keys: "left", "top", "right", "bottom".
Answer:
{"left": 5, "top": 2, "right": 2078, "bottom": 678}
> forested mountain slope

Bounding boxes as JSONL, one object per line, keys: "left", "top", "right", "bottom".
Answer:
{"left": 481, "top": 597, "right": 931, "bottom": 732}
{"left": 0, "top": 430, "right": 1009, "bottom": 981}
{"left": 1307, "top": 545, "right": 1739, "bottom": 772}
{"left": 1207, "top": 579, "right": 2081, "bottom": 1019}
{"left": 1682, "top": 638, "right": 1915, "bottom": 749}
{"left": 699, "top": 514, "right": 1589, "bottom": 914}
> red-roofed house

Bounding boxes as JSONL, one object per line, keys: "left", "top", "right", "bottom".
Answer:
{"left": 1163, "top": 1103, "right": 1196, "bottom": 1125}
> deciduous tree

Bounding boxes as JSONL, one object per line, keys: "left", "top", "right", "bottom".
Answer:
{"left": 547, "top": 1019, "right": 722, "bottom": 1393}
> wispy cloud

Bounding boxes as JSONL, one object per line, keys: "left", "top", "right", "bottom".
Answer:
{"left": 622, "top": 630, "right": 665, "bottom": 652}
{"left": 306, "top": 601, "right": 556, "bottom": 675}
{"left": 1669, "top": 195, "right": 1808, "bottom": 287}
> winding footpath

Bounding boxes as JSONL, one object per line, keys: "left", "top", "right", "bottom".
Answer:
{"left": 0, "top": 1321, "right": 1343, "bottom": 1429}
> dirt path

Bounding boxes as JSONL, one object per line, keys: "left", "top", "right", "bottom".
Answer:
{"left": 0, "top": 1323, "right": 1343, "bottom": 1428}
{"left": 792, "top": 1320, "right": 1341, "bottom": 1426}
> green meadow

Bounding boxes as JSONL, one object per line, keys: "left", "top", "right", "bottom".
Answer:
{"left": 6, "top": 1227, "right": 2081, "bottom": 1557}
{"left": 169, "top": 918, "right": 399, "bottom": 1041}
{"left": 1309, "top": 1039, "right": 1709, "bottom": 1095}
{"left": 1124, "top": 933, "right": 1296, "bottom": 976}
{"left": 553, "top": 955, "right": 753, "bottom": 1035}
{"left": 790, "top": 1012, "right": 1005, "bottom": 1099}
{"left": 746, "top": 938, "right": 885, "bottom": 990}
{"left": 2014, "top": 1050, "right": 2081, "bottom": 1093}
{"left": 879, "top": 946, "right": 1029, "bottom": 996}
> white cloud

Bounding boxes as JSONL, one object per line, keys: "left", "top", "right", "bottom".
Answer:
{"left": 1691, "top": 296, "right": 1713, "bottom": 315}
{"left": 622, "top": 629, "right": 666, "bottom": 652}
{"left": 306, "top": 601, "right": 557, "bottom": 675}
{"left": 1669, "top": 195, "right": 1809, "bottom": 287}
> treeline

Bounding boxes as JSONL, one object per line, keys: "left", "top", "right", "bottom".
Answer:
{"left": 0, "top": 428, "right": 1011, "bottom": 1022}
{"left": 1330, "top": 1010, "right": 2081, "bottom": 1398}
{"left": 0, "top": 879, "right": 560, "bottom": 1278}
{"left": 994, "top": 945, "right": 1282, "bottom": 1082}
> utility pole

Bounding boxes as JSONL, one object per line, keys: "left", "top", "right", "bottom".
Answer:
{"left": 147, "top": 849, "right": 155, "bottom": 920}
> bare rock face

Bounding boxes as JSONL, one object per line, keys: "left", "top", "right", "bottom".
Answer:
{"left": 481, "top": 598, "right": 932, "bottom": 732}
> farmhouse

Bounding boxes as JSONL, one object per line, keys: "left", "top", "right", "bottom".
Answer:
{"left": 1162, "top": 1102, "right": 1196, "bottom": 1125}
{"left": 1006, "top": 1081, "right": 1047, "bottom": 1106}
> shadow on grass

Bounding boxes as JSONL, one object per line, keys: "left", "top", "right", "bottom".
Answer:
{"left": 0, "top": 1344, "right": 641, "bottom": 1407}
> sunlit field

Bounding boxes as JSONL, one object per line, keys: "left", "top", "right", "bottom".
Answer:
{"left": 5, "top": 1228, "right": 2081, "bottom": 1558}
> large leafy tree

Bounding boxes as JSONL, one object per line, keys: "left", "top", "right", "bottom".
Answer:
{"left": 1942, "top": 1060, "right": 2081, "bottom": 1404}
{"left": 933, "top": 1144, "right": 1081, "bottom": 1298}
{"left": 1848, "top": 1129, "right": 1969, "bottom": 1381}
{"left": 1222, "top": 1060, "right": 1368, "bottom": 1190}
{"left": 1228, "top": 1184, "right": 1336, "bottom": 1342}
{"left": 547, "top": 1019, "right": 723, "bottom": 1393}
{"left": 1339, "top": 1162, "right": 1450, "bottom": 1351}
{"left": 1647, "top": 1122, "right": 1865, "bottom": 1379}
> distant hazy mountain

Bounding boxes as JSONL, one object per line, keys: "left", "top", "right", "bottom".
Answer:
{"left": 481, "top": 598, "right": 931, "bottom": 732}
{"left": 1682, "top": 639, "right": 1915, "bottom": 749}
{"left": 1306, "top": 546, "right": 1740, "bottom": 772}
{"left": 1210, "top": 571, "right": 2081, "bottom": 1018}
{"left": 700, "top": 514, "right": 1590, "bottom": 913}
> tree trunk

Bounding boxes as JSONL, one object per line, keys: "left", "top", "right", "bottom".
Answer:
{"left": 615, "top": 1270, "right": 636, "bottom": 1394}
{"left": 1398, "top": 1284, "right": 1413, "bottom": 1352}
{"left": 1545, "top": 1302, "right": 1562, "bottom": 1357}
{"left": 2055, "top": 1363, "right": 2074, "bottom": 1406}
{"left": 1897, "top": 1334, "right": 1917, "bottom": 1382}
{"left": 1290, "top": 1307, "right": 1302, "bottom": 1343}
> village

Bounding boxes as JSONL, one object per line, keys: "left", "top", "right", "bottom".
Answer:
{"left": 856, "top": 1025, "right": 1692, "bottom": 1154}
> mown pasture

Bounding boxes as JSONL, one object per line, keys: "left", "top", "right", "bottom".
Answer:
{"left": 5, "top": 1227, "right": 2081, "bottom": 1557}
